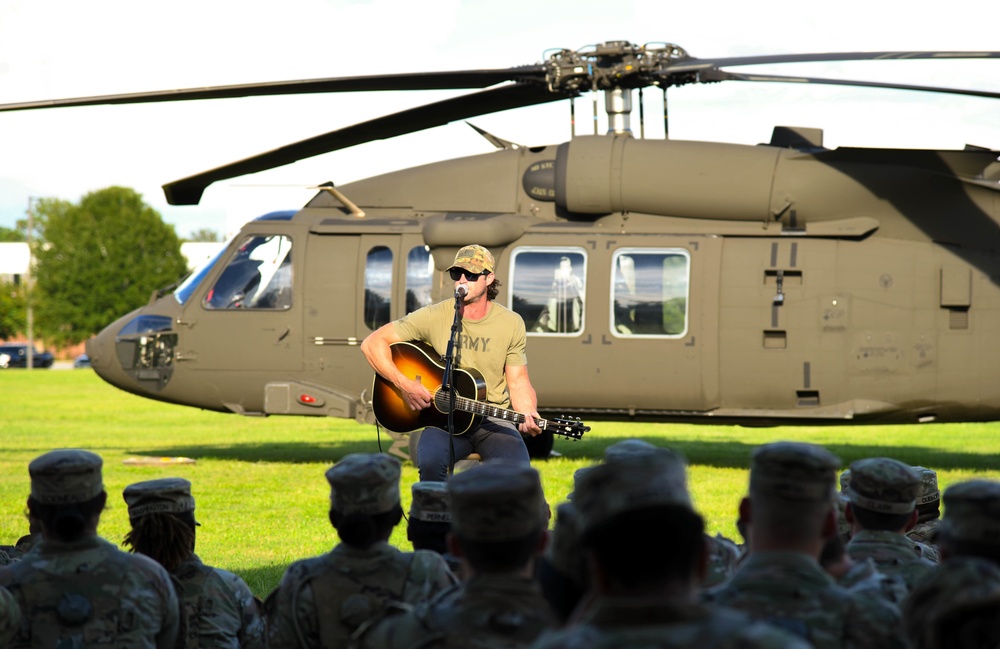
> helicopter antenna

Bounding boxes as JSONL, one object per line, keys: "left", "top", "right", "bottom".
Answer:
{"left": 638, "top": 87, "right": 645, "bottom": 139}
{"left": 570, "top": 96, "right": 576, "bottom": 139}
{"left": 312, "top": 182, "right": 366, "bottom": 218}
{"left": 663, "top": 87, "right": 669, "bottom": 139}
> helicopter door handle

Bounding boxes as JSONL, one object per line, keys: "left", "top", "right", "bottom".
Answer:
{"left": 773, "top": 269, "right": 785, "bottom": 305}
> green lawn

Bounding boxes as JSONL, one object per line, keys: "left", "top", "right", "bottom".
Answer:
{"left": 1, "top": 370, "right": 998, "bottom": 596}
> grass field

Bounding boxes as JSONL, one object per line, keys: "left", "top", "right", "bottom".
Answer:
{"left": 1, "top": 370, "right": 998, "bottom": 597}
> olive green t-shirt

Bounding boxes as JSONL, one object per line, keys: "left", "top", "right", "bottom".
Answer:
{"left": 393, "top": 300, "right": 527, "bottom": 408}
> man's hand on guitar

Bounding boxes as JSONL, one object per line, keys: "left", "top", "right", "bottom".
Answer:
{"left": 518, "top": 413, "right": 543, "bottom": 437}
{"left": 400, "top": 377, "right": 434, "bottom": 411}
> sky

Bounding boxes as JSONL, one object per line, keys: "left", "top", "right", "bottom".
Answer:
{"left": 1, "top": 0, "right": 999, "bottom": 239}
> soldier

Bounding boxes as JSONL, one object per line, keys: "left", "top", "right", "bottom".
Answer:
{"left": 265, "top": 453, "right": 456, "bottom": 649}
{"left": 707, "top": 441, "right": 905, "bottom": 649}
{"left": 0, "top": 449, "right": 180, "bottom": 648}
{"left": 0, "top": 585, "right": 19, "bottom": 646}
{"left": 532, "top": 449, "right": 811, "bottom": 649}
{"left": 536, "top": 500, "right": 586, "bottom": 624}
{"left": 906, "top": 466, "right": 941, "bottom": 562}
{"left": 406, "top": 481, "right": 461, "bottom": 575}
{"left": 354, "top": 461, "right": 556, "bottom": 648}
{"left": 844, "top": 457, "right": 936, "bottom": 594}
{"left": 903, "top": 556, "right": 1000, "bottom": 649}
{"left": 122, "top": 477, "right": 266, "bottom": 649}
{"left": 902, "top": 478, "right": 1000, "bottom": 647}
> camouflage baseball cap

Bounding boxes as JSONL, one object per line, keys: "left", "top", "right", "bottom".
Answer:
{"left": 938, "top": 479, "right": 1000, "bottom": 545}
{"left": 913, "top": 466, "right": 941, "bottom": 506}
{"left": 602, "top": 438, "right": 659, "bottom": 463}
{"left": 409, "top": 481, "right": 451, "bottom": 524}
{"left": 123, "top": 477, "right": 196, "bottom": 519}
{"left": 749, "top": 441, "right": 840, "bottom": 502}
{"left": 848, "top": 457, "right": 920, "bottom": 515}
{"left": 448, "top": 461, "right": 545, "bottom": 541}
{"left": 326, "top": 453, "right": 401, "bottom": 516}
{"left": 449, "top": 244, "right": 495, "bottom": 274}
{"left": 29, "top": 449, "right": 104, "bottom": 505}
{"left": 575, "top": 449, "right": 691, "bottom": 533}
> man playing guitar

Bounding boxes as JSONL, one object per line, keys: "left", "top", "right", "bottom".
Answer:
{"left": 361, "top": 244, "right": 543, "bottom": 480}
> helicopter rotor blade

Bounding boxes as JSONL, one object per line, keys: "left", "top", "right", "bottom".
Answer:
{"left": 0, "top": 67, "right": 548, "bottom": 113}
{"left": 697, "top": 69, "right": 1000, "bottom": 99}
{"left": 163, "top": 82, "right": 562, "bottom": 205}
{"left": 661, "top": 50, "right": 1000, "bottom": 77}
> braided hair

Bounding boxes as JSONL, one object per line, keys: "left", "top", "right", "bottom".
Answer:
{"left": 123, "top": 512, "right": 196, "bottom": 572}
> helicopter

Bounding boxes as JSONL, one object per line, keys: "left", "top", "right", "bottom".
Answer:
{"left": 5, "top": 41, "right": 1000, "bottom": 458}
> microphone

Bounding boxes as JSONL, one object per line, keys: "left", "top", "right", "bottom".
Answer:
{"left": 454, "top": 285, "right": 468, "bottom": 299}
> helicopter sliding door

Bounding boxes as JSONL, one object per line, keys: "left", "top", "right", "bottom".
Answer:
{"left": 503, "top": 235, "right": 721, "bottom": 415}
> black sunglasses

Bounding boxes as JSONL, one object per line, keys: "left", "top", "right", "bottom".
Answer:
{"left": 449, "top": 268, "right": 490, "bottom": 281}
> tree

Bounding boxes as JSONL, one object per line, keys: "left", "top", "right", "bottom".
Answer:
{"left": 0, "top": 225, "right": 25, "bottom": 242}
{"left": 187, "top": 228, "right": 223, "bottom": 242}
{"left": 32, "top": 187, "right": 188, "bottom": 346}
{"left": 0, "top": 281, "right": 25, "bottom": 339}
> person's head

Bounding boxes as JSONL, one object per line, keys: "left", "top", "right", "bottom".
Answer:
{"left": 743, "top": 441, "right": 840, "bottom": 552}
{"left": 448, "top": 244, "right": 500, "bottom": 302}
{"left": 27, "top": 449, "right": 107, "bottom": 542}
{"left": 903, "top": 556, "right": 1000, "bottom": 649}
{"left": 327, "top": 453, "right": 404, "bottom": 549}
{"left": 122, "top": 477, "right": 198, "bottom": 571}
{"left": 913, "top": 466, "right": 942, "bottom": 523}
{"left": 575, "top": 448, "right": 703, "bottom": 595}
{"left": 845, "top": 457, "right": 920, "bottom": 533}
{"left": 406, "top": 481, "right": 451, "bottom": 554}
{"left": 936, "top": 479, "right": 1000, "bottom": 564}
{"left": 447, "top": 461, "right": 547, "bottom": 574}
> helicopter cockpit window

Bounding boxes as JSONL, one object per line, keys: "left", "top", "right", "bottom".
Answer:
{"left": 204, "top": 235, "right": 293, "bottom": 310}
{"left": 612, "top": 249, "right": 689, "bottom": 338}
{"left": 365, "top": 246, "right": 393, "bottom": 329}
{"left": 510, "top": 247, "right": 587, "bottom": 335}
{"left": 406, "top": 246, "right": 433, "bottom": 314}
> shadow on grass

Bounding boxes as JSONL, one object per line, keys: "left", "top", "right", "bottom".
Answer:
{"left": 133, "top": 434, "right": 996, "bottom": 472}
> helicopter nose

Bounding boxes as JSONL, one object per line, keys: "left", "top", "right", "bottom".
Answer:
{"left": 86, "top": 322, "right": 132, "bottom": 392}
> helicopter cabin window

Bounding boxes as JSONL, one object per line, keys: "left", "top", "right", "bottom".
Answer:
{"left": 611, "top": 249, "right": 689, "bottom": 337}
{"left": 204, "top": 235, "right": 293, "bottom": 310}
{"left": 406, "top": 246, "right": 434, "bottom": 314}
{"left": 510, "top": 247, "right": 587, "bottom": 335}
{"left": 365, "top": 246, "right": 393, "bottom": 329}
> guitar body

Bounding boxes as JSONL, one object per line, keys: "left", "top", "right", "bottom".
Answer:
{"left": 371, "top": 341, "right": 487, "bottom": 434}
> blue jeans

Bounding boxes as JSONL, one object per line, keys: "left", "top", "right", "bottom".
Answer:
{"left": 417, "top": 416, "right": 530, "bottom": 481}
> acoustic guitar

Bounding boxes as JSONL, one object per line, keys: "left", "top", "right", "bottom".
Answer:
{"left": 372, "top": 340, "right": 589, "bottom": 439}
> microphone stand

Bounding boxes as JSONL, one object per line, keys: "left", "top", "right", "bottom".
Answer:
{"left": 442, "top": 287, "right": 465, "bottom": 476}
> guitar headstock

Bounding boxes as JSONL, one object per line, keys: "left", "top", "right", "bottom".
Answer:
{"left": 547, "top": 416, "right": 589, "bottom": 440}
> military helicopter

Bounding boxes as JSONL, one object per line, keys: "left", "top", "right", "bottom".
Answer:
{"left": 6, "top": 41, "right": 1000, "bottom": 457}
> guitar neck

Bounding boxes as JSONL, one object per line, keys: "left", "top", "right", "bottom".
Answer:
{"left": 448, "top": 393, "right": 550, "bottom": 430}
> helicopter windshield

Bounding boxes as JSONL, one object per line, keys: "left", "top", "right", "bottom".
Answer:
{"left": 203, "top": 235, "right": 293, "bottom": 310}
{"left": 173, "top": 238, "right": 234, "bottom": 305}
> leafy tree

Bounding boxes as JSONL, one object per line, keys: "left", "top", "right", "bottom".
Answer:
{"left": 32, "top": 187, "right": 188, "bottom": 346}
{"left": 0, "top": 225, "right": 25, "bottom": 242}
{"left": 0, "top": 281, "right": 25, "bottom": 339}
{"left": 187, "top": 228, "right": 223, "bottom": 242}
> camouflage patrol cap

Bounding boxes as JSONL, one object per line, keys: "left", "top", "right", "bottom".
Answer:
{"left": 123, "top": 477, "right": 196, "bottom": 519}
{"left": 447, "top": 461, "right": 545, "bottom": 541}
{"left": 409, "top": 481, "right": 451, "bottom": 524}
{"left": 938, "top": 479, "right": 1000, "bottom": 546}
{"left": 544, "top": 502, "right": 584, "bottom": 580}
{"left": 29, "top": 449, "right": 104, "bottom": 505}
{"left": 602, "top": 438, "right": 659, "bottom": 462}
{"left": 749, "top": 441, "right": 840, "bottom": 502}
{"left": 847, "top": 457, "right": 921, "bottom": 515}
{"left": 904, "top": 557, "right": 1000, "bottom": 647}
{"left": 913, "top": 466, "right": 941, "bottom": 506}
{"left": 326, "top": 453, "right": 401, "bottom": 516}
{"left": 840, "top": 469, "right": 852, "bottom": 493}
{"left": 449, "top": 244, "right": 495, "bottom": 274}
{"left": 575, "top": 449, "right": 691, "bottom": 533}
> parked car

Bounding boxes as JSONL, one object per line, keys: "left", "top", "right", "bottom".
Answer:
{"left": 73, "top": 354, "right": 92, "bottom": 369}
{"left": 0, "top": 344, "right": 55, "bottom": 369}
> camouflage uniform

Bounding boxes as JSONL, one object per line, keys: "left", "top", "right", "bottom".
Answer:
{"left": 355, "top": 462, "right": 556, "bottom": 649}
{"left": 905, "top": 466, "right": 941, "bottom": 562}
{"left": 124, "top": 477, "right": 266, "bottom": 649}
{"left": 844, "top": 458, "right": 936, "bottom": 593}
{"left": 266, "top": 453, "right": 455, "bottom": 649}
{"left": 903, "top": 556, "right": 1000, "bottom": 649}
{"left": 536, "top": 449, "right": 809, "bottom": 649}
{"left": 0, "top": 449, "right": 180, "bottom": 649}
{"left": 708, "top": 442, "right": 905, "bottom": 649}
{"left": 0, "top": 585, "right": 20, "bottom": 647}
